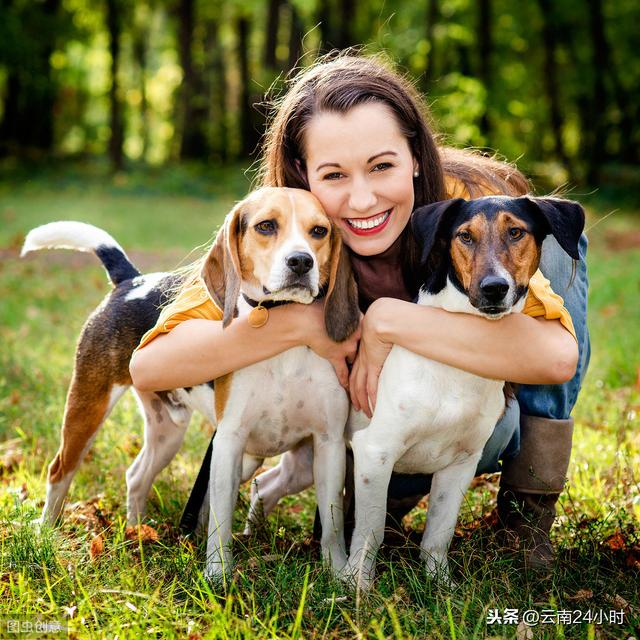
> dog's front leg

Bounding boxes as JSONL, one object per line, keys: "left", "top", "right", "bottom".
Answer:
{"left": 313, "top": 435, "right": 347, "bottom": 575}
{"left": 346, "top": 430, "right": 396, "bottom": 590}
{"left": 204, "top": 431, "right": 244, "bottom": 583}
{"left": 420, "top": 455, "right": 480, "bottom": 585}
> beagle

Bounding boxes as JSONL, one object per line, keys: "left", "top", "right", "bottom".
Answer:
{"left": 247, "top": 196, "right": 585, "bottom": 589}
{"left": 21, "top": 187, "right": 360, "bottom": 581}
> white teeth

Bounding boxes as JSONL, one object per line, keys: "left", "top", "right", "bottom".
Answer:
{"left": 347, "top": 210, "right": 390, "bottom": 230}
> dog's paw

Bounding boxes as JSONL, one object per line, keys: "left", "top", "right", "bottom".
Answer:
{"left": 203, "top": 562, "right": 230, "bottom": 587}
{"left": 422, "top": 554, "right": 456, "bottom": 589}
{"left": 341, "top": 562, "right": 375, "bottom": 592}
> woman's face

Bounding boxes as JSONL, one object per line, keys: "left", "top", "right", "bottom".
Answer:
{"left": 304, "top": 102, "right": 418, "bottom": 256}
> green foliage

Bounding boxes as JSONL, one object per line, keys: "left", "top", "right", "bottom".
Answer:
{"left": 1, "top": 0, "right": 637, "bottom": 181}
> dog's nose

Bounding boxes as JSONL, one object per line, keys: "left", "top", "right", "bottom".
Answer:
{"left": 286, "top": 252, "right": 314, "bottom": 276}
{"left": 480, "top": 276, "right": 509, "bottom": 301}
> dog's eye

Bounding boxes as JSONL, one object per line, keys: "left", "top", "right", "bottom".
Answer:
{"left": 310, "top": 226, "right": 328, "bottom": 239}
{"left": 255, "top": 220, "right": 276, "bottom": 235}
{"left": 509, "top": 227, "right": 525, "bottom": 240}
{"left": 457, "top": 230, "right": 473, "bottom": 245}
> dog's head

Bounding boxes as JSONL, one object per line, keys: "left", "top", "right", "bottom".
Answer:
{"left": 201, "top": 187, "right": 359, "bottom": 341}
{"left": 411, "top": 196, "right": 585, "bottom": 317}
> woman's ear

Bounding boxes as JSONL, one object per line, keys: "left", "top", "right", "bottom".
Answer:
{"left": 324, "top": 228, "right": 360, "bottom": 342}
{"left": 201, "top": 202, "right": 243, "bottom": 327}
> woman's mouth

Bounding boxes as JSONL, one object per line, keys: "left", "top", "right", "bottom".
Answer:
{"left": 345, "top": 209, "right": 392, "bottom": 235}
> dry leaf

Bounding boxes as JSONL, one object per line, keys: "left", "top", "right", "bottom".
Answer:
{"left": 605, "top": 594, "right": 631, "bottom": 612}
{"left": 566, "top": 589, "right": 593, "bottom": 601}
{"left": 125, "top": 524, "right": 159, "bottom": 543}
{"left": 604, "top": 531, "right": 627, "bottom": 550}
{"left": 516, "top": 621, "right": 533, "bottom": 640}
{"left": 89, "top": 535, "right": 104, "bottom": 561}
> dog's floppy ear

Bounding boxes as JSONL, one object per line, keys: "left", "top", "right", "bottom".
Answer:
{"left": 411, "top": 198, "right": 466, "bottom": 264}
{"left": 201, "top": 202, "right": 243, "bottom": 327}
{"left": 517, "top": 197, "right": 585, "bottom": 260}
{"left": 324, "top": 227, "right": 360, "bottom": 342}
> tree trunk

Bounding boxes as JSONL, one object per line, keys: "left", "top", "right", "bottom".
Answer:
{"left": 537, "top": 0, "right": 571, "bottom": 175}
{"left": 207, "top": 18, "right": 228, "bottom": 162}
{"left": 477, "top": 0, "right": 492, "bottom": 137}
{"left": 132, "top": 23, "right": 149, "bottom": 160}
{"left": 585, "top": 0, "right": 607, "bottom": 183}
{"left": 264, "top": 0, "right": 283, "bottom": 69}
{"left": 423, "top": 0, "right": 440, "bottom": 88}
{"left": 337, "top": 0, "right": 355, "bottom": 50}
{"left": 177, "top": 0, "right": 208, "bottom": 159}
{"left": 106, "top": 0, "right": 124, "bottom": 172}
{"left": 317, "top": 0, "right": 334, "bottom": 51}
{"left": 0, "top": 0, "right": 60, "bottom": 156}
{"left": 287, "top": 3, "right": 303, "bottom": 71}
{"left": 237, "top": 16, "right": 256, "bottom": 157}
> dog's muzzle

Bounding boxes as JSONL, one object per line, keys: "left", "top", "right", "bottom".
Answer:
{"left": 476, "top": 275, "right": 511, "bottom": 316}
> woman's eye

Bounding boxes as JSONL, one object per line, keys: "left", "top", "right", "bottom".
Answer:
{"left": 458, "top": 231, "right": 473, "bottom": 245}
{"left": 255, "top": 220, "right": 276, "bottom": 234}
{"left": 372, "top": 162, "right": 392, "bottom": 172}
{"left": 310, "top": 226, "right": 328, "bottom": 239}
{"left": 509, "top": 227, "right": 524, "bottom": 240}
{"left": 322, "top": 172, "right": 343, "bottom": 181}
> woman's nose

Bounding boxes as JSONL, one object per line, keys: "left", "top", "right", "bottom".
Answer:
{"left": 348, "top": 175, "right": 377, "bottom": 213}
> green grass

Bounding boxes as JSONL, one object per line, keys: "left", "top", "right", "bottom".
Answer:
{"left": 1, "top": 166, "right": 639, "bottom": 638}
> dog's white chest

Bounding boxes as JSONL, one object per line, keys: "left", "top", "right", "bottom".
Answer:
{"left": 224, "top": 347, "right": 348, "bottom": 457}
{"left": 349, "top": 345, "right": 505, "bottom": 474}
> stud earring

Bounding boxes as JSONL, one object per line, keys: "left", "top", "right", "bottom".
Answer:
{"left": 413, "top": 170, "right": 419, "bottom": 178}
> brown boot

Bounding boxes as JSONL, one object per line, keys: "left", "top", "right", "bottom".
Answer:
{"left": 498, "top": 415, "right": 574, "bottom": 571}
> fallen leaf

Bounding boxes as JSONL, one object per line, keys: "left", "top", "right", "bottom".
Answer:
{"left": 125, "top": 524, "right": 159, "bottom": 543}
{"left": 89, "top": 535, "right": 104, "bottom": 561}
{"left": 566, "top": 589, "right": 593, "bottom": 601}
{"left": 516, "top": 621, "right": 533, "bottom": 640}
{"left": 604, "top": 531, "right": 627, "bottom": 550}
{"left": 604, "top": 593, "right": 632, "bottom": 612}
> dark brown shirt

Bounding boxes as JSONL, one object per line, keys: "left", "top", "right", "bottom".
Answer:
{"left": 348, "top": 234, "right": 414, "bottom": 312}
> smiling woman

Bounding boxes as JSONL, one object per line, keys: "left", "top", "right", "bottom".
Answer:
{"left": 305, "top": 104, "right": 418, "bottom": 257}
{"left": 130, "top": 53, "right": 589, "bottom": 573}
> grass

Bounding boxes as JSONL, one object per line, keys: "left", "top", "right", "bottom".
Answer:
{"left": 1, "top": 164, "right": 639, "bottom": 638}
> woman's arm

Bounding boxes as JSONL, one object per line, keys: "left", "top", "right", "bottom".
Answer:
{"left": 350, "top": 297, "right": 579, "bottom": 416}
{"left": 130, "top": 301, "right": 360, "bottom": 392}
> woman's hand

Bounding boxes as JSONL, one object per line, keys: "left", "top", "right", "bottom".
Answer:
{"left": 349, "top": 299, "right": 395, "bottom": 418}
{"left": 301, "top": 301, "right": 361, "bottom": 389}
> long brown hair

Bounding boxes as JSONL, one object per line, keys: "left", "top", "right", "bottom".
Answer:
{"left": 259, "top": 52, "right": 529, "bottom": 296}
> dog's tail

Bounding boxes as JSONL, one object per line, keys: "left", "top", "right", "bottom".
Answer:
{"left": 21, "top": 221, "right": 140, "bottom": 286}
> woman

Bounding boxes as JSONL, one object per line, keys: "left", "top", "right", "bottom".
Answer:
{"left": 130, "top": 55, "right": 589, "bottom": 570}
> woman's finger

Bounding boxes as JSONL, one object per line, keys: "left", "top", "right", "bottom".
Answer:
{"left": 366, "top": 369, "right": 379, "bottom": 414}
{"left": 349, "top": 357, "right": 361, "bottom": 411}
{"left": 332, "top": 358, "right": 349, "bottom": 389}
{"left": 355, "top": 362, "right": 372, "bottom": 419}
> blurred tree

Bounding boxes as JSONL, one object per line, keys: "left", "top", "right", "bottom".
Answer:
{"left": 477, "top": 0, "right": 492, "bottom": 136}
{"left": 423, "top": 0, "right": 440, "bottom": 88}
{"left": 264, "top": 0, "right": 284, "bottom": 69}
{"left": 0, "top": 0, "right": 64, "bottom": 156}
{"left": 537, "top": 0, "right": 571, "bottom": 177}
{"left": 176, "top": 0, "right": 209, "bottom": 159}
{"left": 106, "top": 0, "right": 125, "bottom": 171}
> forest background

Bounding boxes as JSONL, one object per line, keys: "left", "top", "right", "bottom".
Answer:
{"left": 1, "top": 0, "right": 638, "bottom": 184}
